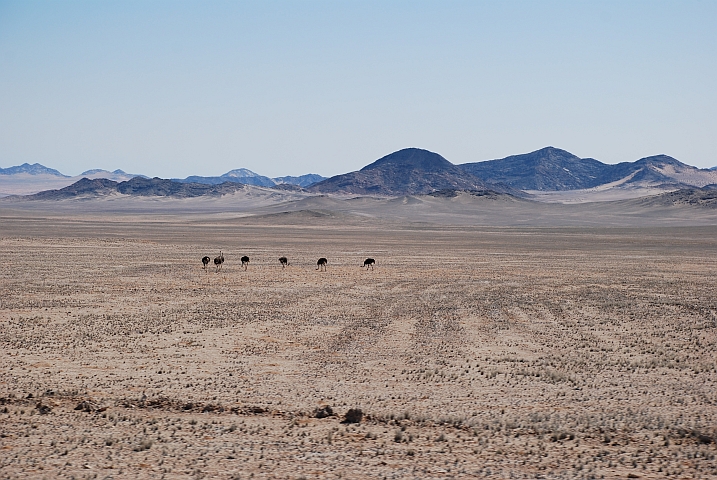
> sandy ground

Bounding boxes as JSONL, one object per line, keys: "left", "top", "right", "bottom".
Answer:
{"left": 3, "top": 189, "right": 717, "bottom": 227}
{"left": 1, "top": 210, "right": 716, "bottom": 479}
{"left": 523, "top": 186, "right": 679, "bottom": 204}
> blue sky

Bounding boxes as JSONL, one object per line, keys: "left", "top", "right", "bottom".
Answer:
{"left": 1, "top": 1, "right": 715, "bottom": 177}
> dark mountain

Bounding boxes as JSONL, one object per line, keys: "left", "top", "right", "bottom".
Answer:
{"left": 0, "top": 163, "right": 68, "bottom": 177}
{"left": 25, "top": 177, "right": 248, "bottom": 200}
{"left": 29, "top": 178, "right": 118, "bottom": 199}
{"left": 115, "top": 177, "right": 247, "bottom": 197}
{"left": 458, "top": 147, "right": 612, "bottom": 191}
{"left": 459, "top": 148, "right": 717, "bottom": 191}
{"left": 308, "top": 148, "right": 490, "bottom": 195}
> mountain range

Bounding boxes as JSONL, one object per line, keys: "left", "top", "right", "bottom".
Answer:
{"left": 2, "top": 147, "right": 716, "bottom": 201}
{"left": 174, "top": 169, "right": 324, "bottom": 187}
{"left": 0, "top": 164, "right": 326, "bottom": 197}
{"left": 458, "top": 147, "right": 717, "bottom": 191}
{"left": 306, "top": 147, "right": 717, "bottom": 196}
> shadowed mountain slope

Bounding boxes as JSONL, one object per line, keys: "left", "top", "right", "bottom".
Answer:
{"left": 308, "top": 148, "right": 490, "bottom": 195}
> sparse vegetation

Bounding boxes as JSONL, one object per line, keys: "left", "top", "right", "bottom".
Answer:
{"left": 0, "top": 219, "right": 716, "bottom": 478}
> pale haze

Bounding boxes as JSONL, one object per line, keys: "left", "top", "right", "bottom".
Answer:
{"left": 0, "top": 1, "right": 715, "bottom": 178}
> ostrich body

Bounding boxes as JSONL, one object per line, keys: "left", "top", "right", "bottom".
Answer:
{"left": 241, "top": 256, "right": 250, "bottom": 270}
{"left": 316, "top": 257, "right": 327, "bottom": 271}
{"left": 363, "top": 258, "right": 375, "bottom": 270}
{"left": 214, "top": 252, "right": 224, "bottom": 272}
{"left": 201, "top": 256, "right": 210, "bottom": 270}
{"left": 279, "top": 256, "right": 288, "bottom": 268}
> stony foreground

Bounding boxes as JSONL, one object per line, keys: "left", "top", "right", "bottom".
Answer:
{"left": 1, "top": 216, "right": 716, "bottom": 479}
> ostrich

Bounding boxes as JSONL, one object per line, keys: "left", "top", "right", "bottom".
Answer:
{"left": 363, "top": 258, "right": 375, "bottom": 270}
{"left": 316, "top": 257, "right": 327, "bottom": 271}
{"left": 201, "top": 256, "right": 210, "bottom": 270}
{"left": 279, "top": 256, "right": 289, "bottom": 268}
{"left": 241, "top": 256, "right": 250, "bottom": 270}
{"left": 214, "top": 251, "right": 224, "bottom": 272}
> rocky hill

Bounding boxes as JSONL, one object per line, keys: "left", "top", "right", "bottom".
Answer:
{"left": 634, "top": 186, "right": 717, "bottom": 208}
{"left": 24, "top": 177, "right": 248, "bottom": 200}
{"left": 308, "top": 148, "right": 491, "bottom": 195}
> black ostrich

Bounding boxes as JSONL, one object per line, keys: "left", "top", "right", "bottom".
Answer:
{"left": 241, "top": 256, "right": 250, "bottom": 270}
{"left": 214, "top": 251, "right": 224, "bottom": 272}
{"left": 363, "top": 258, "right": 375, "bottom": 270}
{"left": 201, "top": 256, "right": 210, "bottom": 270}
{"left": 316, "top": 257, "right": 327, "bottom": 271}
{"left": 279, "top": 256, "right": 289, "bottom": 268}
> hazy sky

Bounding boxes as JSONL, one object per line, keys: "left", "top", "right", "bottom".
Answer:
{"left": 1, "top": 1, "right": 715, "bottom": 177}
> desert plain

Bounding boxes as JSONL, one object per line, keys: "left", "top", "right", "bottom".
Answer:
{"left": 1, "top": 203, "right": 717, "bottom": 479}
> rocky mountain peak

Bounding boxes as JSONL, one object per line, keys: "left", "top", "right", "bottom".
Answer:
{"left": 360, "top": 148, "right": 456, "bottom": 173}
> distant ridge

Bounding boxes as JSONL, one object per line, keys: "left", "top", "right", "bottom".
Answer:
{"left": 273, "top": 174, "right": 325, "bottom": 187}
{"left": 309, "top": 148, "right": 493, "bottom": 196}
{"left": 0, "top": 163, "right": 68, "bottom": 177}
{"left": 176, "top": 170, "right": 275, "bottom": 187}
{"left": 80, "top": 168, "right": 141, "bottom": 176}
{"left": 175, "top": 169, "right": 325, "bottom": 187}
{"left": 24, "top": 177, "right": 249, "bottom": 200}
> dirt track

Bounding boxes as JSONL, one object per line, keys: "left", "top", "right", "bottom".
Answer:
{"left": 1, "top": 215, "right": 716, "bottom": 479}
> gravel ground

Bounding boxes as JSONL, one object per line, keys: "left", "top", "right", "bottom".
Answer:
{"left": 1, "top": 215, "right": 716, "bottom": 479}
